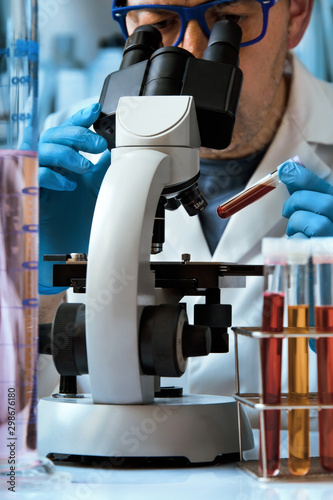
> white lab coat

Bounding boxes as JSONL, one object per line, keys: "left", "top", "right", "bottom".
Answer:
{"left": 39, "top": 53, "right": 333, "bottom": 431}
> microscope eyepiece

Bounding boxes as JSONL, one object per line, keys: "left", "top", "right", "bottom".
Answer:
{"left": 203, "top": 20, "right": 242, "bottom": 66}
{"left": 120, "top": 25, "right": 163, "bottom": 69}
{"left": 143, "top": 46, "right": 193, "bottom": 96}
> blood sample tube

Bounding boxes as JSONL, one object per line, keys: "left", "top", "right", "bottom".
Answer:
{"left": 286, "top": 239, "right": 311, "bottom": 476}
{"left": 216, "top": 156, "right": 303, "bottom": 219}
{"left": 312, "top": 237, "right": 333, "bottom": 472}
{"left": 259, "top": 238, "right": 287, "bottom": 477}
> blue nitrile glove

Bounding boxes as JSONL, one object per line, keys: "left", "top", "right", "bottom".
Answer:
{"left": 279, "top": 161, "right": 333, "bottom": 239}
{"left": 279, "top": 160, "right": 333, "bottom": 354}
{"left": 38, "top": 103, "right": 110, "bottom": 294}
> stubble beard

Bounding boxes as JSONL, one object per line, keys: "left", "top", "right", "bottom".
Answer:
{"left": 201, "top": 33, "right": 290, "bottom": 161}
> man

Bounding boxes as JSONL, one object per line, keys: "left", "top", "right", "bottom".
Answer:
{"left": 38, "top": 0, "right": 333, "bottom": 415}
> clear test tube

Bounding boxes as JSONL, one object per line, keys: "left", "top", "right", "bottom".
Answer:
{"left": 312, "top": 237, "right": 333, "bottom": 472}
{"left": 259, "top": 238, "right": 287, "bottom": 477}
{"left": 216, "top": 156, "right": 303, "bottom": 219}
{"left": 286, "top": 239, "right": 311, "bottom": 476}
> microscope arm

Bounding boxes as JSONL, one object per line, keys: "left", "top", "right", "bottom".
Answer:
{"left": 86, "top": 148, "right": 171, "bottom": 404}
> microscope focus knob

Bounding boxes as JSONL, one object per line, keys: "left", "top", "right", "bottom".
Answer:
{"left": 182, "top": 323, "right": 211, "bottom": 358}
{"left": 52, "top": 302, "right": 88, "bottom": 376}
{"left": 139, "top": 304, "right": 211, "bottom": 377}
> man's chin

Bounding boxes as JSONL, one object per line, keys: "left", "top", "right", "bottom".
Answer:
{"left": 199, "top": 128, "right": 266, "bottom": 160}
{"left": 199, "top": 141, "right": 244, "bottom": 160}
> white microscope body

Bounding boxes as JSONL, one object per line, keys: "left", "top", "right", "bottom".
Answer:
{"left": 86, "top": 95, "right": 199, "bottom": 405}
{"left": 38, "top": 21, "right": 258, "bottom": 463}
{"left": 38, "top": 95, "right": 254, "bottom": 463}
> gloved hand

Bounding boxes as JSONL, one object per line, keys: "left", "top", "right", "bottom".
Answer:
{"left": 279, "top": 161, "right": 333, "bottom": 239}
{"left": 38, "top": 102, "right": 110, "bottom": 294}
{"left": 278, "top": 160, "right": 333, "bottom": 354}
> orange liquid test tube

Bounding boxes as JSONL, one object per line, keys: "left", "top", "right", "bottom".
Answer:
{"left": 288, "top": 307, "right": 310, "bottom": 474}
{"left": 286, "top": 239, "right": 311, "bottom": 476}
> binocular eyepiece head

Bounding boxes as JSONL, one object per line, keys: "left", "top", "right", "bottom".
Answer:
{"left": 121, "top": 19, "right": 242, "bottom": 69}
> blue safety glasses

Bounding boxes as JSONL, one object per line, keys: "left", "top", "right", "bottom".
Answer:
{"left": 112, "top": 0, "right": 279, "bottom": 48}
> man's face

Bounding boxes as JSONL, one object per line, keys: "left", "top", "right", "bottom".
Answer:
{"left": 126, "top": 0, "right": 291, "bottom": 159}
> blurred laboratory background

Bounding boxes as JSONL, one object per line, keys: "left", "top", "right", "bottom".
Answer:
{"left": 38, "top": 0, "right": 333, "bottom": 129}
{"left": 38, "top": 0, "right": 124, "bottom": 128}
{"left": 293, "top": 0, "right": 333, "bottom": 83}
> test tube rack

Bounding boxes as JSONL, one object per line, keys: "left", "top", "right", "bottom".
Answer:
{"left": 233, "top": 326, "right": 333, "bottom": 482}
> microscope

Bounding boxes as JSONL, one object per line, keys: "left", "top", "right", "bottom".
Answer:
{"left": 38, "top": 21, "right": 263, "bottom": 463}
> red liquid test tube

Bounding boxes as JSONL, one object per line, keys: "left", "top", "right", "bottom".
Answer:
{"left": 312, "top": 238, "right": 333, "bottom": 472}
{"left": 259, "top": 238, "right": 286, "bottom": 477}
{"left": 217, "top": 156, "right": 304, "bottom": 219}
{"left": 259, "top": 292, "right": 284, "bottom": 477}
{"left": 217, "top": 178, "right": 276, "bottom": 219}
{"left": 316, "top": 306, "right": 333, "bottom": 471}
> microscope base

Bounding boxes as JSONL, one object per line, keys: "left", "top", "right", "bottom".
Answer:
{"left": 38, "top": 394, "right": 253, "bottom": 463}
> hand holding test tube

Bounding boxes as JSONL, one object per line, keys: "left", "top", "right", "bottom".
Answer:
{"left": 216, "top": 156, "right": 303, "bottom": 219}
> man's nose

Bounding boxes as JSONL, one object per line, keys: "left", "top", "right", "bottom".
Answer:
{"left": 178, "top": 20, "right": 209, "bottom": 58}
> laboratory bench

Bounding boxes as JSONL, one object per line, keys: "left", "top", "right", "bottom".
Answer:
{"left": 7, "top": 430, "right": 333, "bottom": 500}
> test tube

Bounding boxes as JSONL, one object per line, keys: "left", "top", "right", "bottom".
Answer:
{"left": 216, "top": 156, "right": 303, "bottom": 219}
{"left": 259, "top": 238, "right": 286, "bottom": 477}
{"left": 312, "top": 237, "right": 333, "bottom": 472}
{"left": 286, "top": 239, "right": 310, "bottom": 476}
